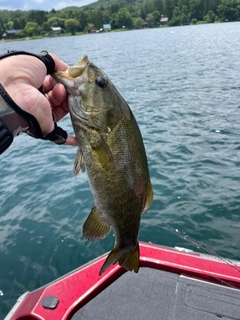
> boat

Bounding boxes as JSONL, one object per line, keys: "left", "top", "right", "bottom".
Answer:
{"left": 5, "top": 241, "right": 240, "bottom": 319}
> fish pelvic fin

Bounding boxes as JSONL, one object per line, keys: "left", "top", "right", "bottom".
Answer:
{"left": 144, "top": 180, "right": 153, "bottom": 211}
{"left": 99, "top": 242, "right": 140, "bottom": 276}
{"left": 83, "top": 206, "right": 110, "bottom": 240}
{"left": 73, "top": 147, "right": 85, "bottom": 176}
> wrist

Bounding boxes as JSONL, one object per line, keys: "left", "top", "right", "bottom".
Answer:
{"left": 0, "top": 83, "right": 30, "bottom": 154}
{"left": 0, "top": 84, "right": 29, "bottom": 137}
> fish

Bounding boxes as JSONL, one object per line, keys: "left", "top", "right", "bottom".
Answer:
{"left": 53, "top": 55, "right": 153, "bottom": 275}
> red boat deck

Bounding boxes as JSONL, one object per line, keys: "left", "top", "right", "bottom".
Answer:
{"left": 5, "top": 242, "right": 240, "bottom": 320}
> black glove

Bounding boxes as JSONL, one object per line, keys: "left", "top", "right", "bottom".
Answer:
{"left": 0, "top": 50, "right": 68, "bottom": 155}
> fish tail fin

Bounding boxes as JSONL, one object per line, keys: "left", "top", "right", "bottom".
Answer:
{"left": 99, "top": 243, "right": 140, "bottom": 276}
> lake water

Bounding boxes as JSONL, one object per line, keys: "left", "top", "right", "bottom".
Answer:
{"left": 1, "top": 22, "right": 240, "bottom": 318}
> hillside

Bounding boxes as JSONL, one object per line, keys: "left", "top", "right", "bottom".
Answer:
{"left": 1, "top": 0, "right": 239, "bottom": 40}
{"left": 82, "top": 0, "right": 144, "bottom": 9}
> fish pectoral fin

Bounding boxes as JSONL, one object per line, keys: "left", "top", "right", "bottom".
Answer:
{"left": 144, "top": 180, "right": 153, "bottom": 212}
{"left": 91, "top": 134, "right": 115, "bottom": 171}
{"left": 83, "top": 206, "right": 110, "bottom": 240}
{"left": 73, "top": 147, "right": 85, "bottom": 176}
{"left": 99, "top": 243, "right": 140, "bottom": 276}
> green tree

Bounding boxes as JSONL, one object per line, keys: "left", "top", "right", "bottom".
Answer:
{"left": 16, "top": 30, "right": 27, "bottom": 38}
{"left": 42, "top": 21, "right": 50, "bottom": 32}
{"left": 143, "top": 0, "right": 156, "bottom": 16}
{"left": 64, "top": 18, "right": 79, "bottom": 35}
{"left": 85, "top": 23, "right": 95, "bottom": 32}
{"left": 12, "top": 10, "right": 27, "bottom": 29}
{"left": 153, "top": 0, "right": 164, "bottom": 12}
{"left": 134, "top": 17, "right": 145, "bottom": 28}
{"left": 152, "top": 10, "right": 161, "bottom": 25}
{"left": 162, "top": 0, "right": 178, "bottom": 19}
{"left": 163, "top": 0, "right": 172, "bottom": 17}
{"left": 87, "top": 9, "right": 103, "bottom": 29}
{"left": 140, "top": 6, "right": 146, "bottom": 19}
{"left": 169, "top": 6, "right": 182, "bottom": 25}
{"left": 110, "top": 13, "right": 118, "bottom": 29}
{"left": 146, "top": 13, "right": 155, "bottom": 26}
{"left": 115, "top": 8, "right": 133, "bottom": 28}
{"left": 203, "top": 0, "right": 221, "bottom": 15}
{"left": 110, "top": 4, "right": 121, "bottom": 14}
{"left": 27, "top": 10, "right": 47, "bottom": 25}
{"left": 78, "top": 10, "right": 88, "bottom": 31}
{"left": 191, "top": 18, "right": 198, "bottom": 23}
{"left": 48, "top": 17, "right": 59, "bottom": 26}
{"left": 6, "top": 21, "right": 14, "bottom": 30}
{"left": 181, "top": 4, "right": 190, "bottom": 24}
{"left": 204, "top": 10, "right": 216, "bottom": 22}
{"left": 25, "top": 21, "right": 41, "bottom": 36}
{"left": 189, "top": 0, "right": 203, "bottom": 20}
{"left": 48, "top": 16, "right": 65, "bottom": 28}
{"left": 217, "top": 0, "right": 240, "bottom": 21}
{"left": 178, "top": 0, "right": 189, "bottom": 11}
{"left": 102, "top": 9, "right": 111, "bottom": 24}
{"left": 50, "top": 8, "right": 57, "bottom": 15}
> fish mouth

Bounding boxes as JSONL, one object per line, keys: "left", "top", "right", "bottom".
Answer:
{"left": 68, "top": 55, "right": 89, "bottom": 77}
{"left": 52, "top": 55, "right": 90, "bottom": 94}
{"left": 53, "top": 55, "right": 103, "bottom": 130}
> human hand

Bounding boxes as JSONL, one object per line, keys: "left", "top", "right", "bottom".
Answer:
{"left": 0, "top": 52, "right": 77, "bottom": 146}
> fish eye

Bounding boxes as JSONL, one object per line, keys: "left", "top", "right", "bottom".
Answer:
{"left": 96, "top": 77, "right": 107, "bottom": 88}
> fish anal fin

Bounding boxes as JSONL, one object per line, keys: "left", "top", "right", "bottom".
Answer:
{"left": 99, "top": 243, "right": 140, "bottom": 276}
{"left": 83, "top": 206, "right": 110, "bottom": 240}
{"left": 73, "top": 147, "right": 85, "bottom": 176}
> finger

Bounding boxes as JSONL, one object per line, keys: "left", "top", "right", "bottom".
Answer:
{"left": 65, "top": 135, "right": 78, "bottom": 146}
{"left": 47, "top": 82, "right": 67, "bottom": 107}
{"left": 42, "top": 75, "right": 54, "bottom": 92}
{"left": 42, "top": 76, "right": 65, "bottom": 94}
{"left": 49, "top": 53, "right": 68, "bottom": 71}
{"left": 44, "top": 82, "right": 69, "bottom": 122}
{"left": 51, "top": 101, "right": 69, "bottom": 123}
{"left": 45, "top": 84, "right": 70, "bottom": 122}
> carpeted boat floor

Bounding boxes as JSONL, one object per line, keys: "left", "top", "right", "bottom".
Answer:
{"left": 71, "top": 267, "right": 240, "bottom": 320}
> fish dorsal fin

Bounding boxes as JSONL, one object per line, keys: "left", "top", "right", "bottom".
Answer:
{"left": 83, "top": 206, "right": 110, "bottom": 240}
{"left": 73, "top": 147, "right": 85, "bottom": 176}
{"left": 144, "top": 180, "right": 153, "bottom": 212}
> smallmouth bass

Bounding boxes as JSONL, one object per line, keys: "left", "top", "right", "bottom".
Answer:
{"left": 53, "top": 55, "right": 153, "bottom": 275}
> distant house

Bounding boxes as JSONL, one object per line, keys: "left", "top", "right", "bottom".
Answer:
{"left": 2, "top": 30, "right": 20, "bottom": 39}
{"left": 103, "top": 24, "right": 111, "bottom": 31}
{"left": 160, "top": 17, "right": 169, "bottom": 26}
{"left": 49, "top": 26, "right": 61, "bottom": 35}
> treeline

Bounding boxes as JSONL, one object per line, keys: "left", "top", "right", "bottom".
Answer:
{"left": 0, "top": 0, "right": 240, "bottom": 38}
